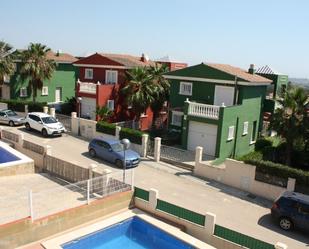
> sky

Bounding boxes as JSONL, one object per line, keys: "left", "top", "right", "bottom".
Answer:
{"left": 1, "top": 0, "right": 308, "bottom": 78}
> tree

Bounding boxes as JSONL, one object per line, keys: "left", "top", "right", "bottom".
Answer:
{"left": 0, "top": 41, "right": 15, "bottom": 85}
{"left": 270, "top": 86, "right": 309, "bottom": 165}
{"left": 95, "top": 105, "right": 113, "bottom": 121}
{"left": 19, "top": 43, "right": 56, "bottom": 102}
{"left": 122, "top": 67, "right": 158, "bottom": 119}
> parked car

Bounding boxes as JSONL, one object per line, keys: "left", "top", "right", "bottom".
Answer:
{"left": 0, "top": 109, "right": 25, "bottom": 126}
{"left": 88, "top": 137, "right": 140, "bottom": 168}
{"left": 271, "top": 191, "right": 309, "bottom": 231}
{"left": 24, "top": 112, "right": 66, "bottom": 137}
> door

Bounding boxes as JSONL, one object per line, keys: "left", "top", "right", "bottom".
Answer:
{"left": 55, "top": 87, "right": 62, "bottom": 103}
{"left": 214, "top": 85, "right": 235, "bottom": 106}
{"left": 187, "top": 121, "right": 217, "bottom": 156}
{"left": 81, "top": 97, "right": 96, "bottom": 120}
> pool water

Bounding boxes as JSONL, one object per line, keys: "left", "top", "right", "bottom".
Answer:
{"left": 62, "top": 217, "right": 194, "bottom": 249}
{"left": 0, "top": 147, "right": 20, "bottom": 164}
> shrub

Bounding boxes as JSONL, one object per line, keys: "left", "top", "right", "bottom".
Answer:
{"left": 255, "top": 138, "right": 273, "bottom": 151}
{"left": 237, "top": 151, "right": 263, "bottom": 162}
{"left": 96, "top": 121, "right": 116, "bottom": 135}
{"left": 0, "top": 99, "right": 46, "bottom": 112}
{"left": 119, "top": 127, "right": 145, "bottom": 145}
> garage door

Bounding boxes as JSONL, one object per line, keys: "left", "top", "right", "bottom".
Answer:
{"left": 187, "top": 121, "right": 217, "bottom": 156}
{"left": 81, "top": 97, "right": 96, "bottom": 120}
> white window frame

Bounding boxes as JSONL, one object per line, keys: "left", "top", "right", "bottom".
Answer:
{"left": 227, "top": 126, "right": 235, "bottom": 141}
{"left": 85, "top": 68, "right": 93, "bottom": 79}
{"left": 107, "top": 99, "right": 115, "bottom": 111}
{"left": 41, "top": 86, "right": 49, "bottom": 96}
{"left": 105, "top": 70, "right": 118, "bottom": 84}
{"left": 20, "top": 87, "right": 27, "bottom": 97}
{"left": 171, "top": 111, "right": 183, "bottom": 126}
{"left": 179, "top": 82, "right": 192, "bottom": 96}
{"left": 250, "top": 121, "right": 257, "bottom": 144}
{"left": 243, "top": 121, "right": 249, "bottom": 135}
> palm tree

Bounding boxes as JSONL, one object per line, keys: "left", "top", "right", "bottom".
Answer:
{"left": 0, "top": 41, "right": 15, "bottom": 85}
{"left": 270, "top": 86, "right": 309, "bottom": 165}
{"left": 19, "top": 43, "right": 56, "bottom": 102}
{"left": 122, "top": 67, "right": 158, "bottom": 119}
{"left": 95, "top": 105, "right": 113, "bottom": 121}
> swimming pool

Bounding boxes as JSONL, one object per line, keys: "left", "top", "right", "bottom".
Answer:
{"left": 62, "top": 216, "right": 193, "bottom": 249}
{"left": 0, "top": 147, "right": 20, "bottom": 164}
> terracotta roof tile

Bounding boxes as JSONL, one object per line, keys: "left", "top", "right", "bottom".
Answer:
{"left": 46, "top": 51, "right": 77, "bottom": 63}
{"left": 99, "top": 53, "right": 154, "bottom": 67}
{"left": 206, "top": 63, "right": 272, "bottom": 83}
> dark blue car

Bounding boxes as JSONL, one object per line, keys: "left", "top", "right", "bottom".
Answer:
{"left": 271, "top": 191, "right": 309, "bottom": 232}
{"left": 88, "top": 137, "right": 140, "bottom": 168}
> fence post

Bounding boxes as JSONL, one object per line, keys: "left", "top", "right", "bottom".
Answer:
{"left": 275, "top": 242, "right": 288, "bottom": 249}
{"left": 50, "top": 107, "right": 56, "bottom": 117}
{"left": 195, "top": 146, "right": 203, "bottom": 165}
{"left": 149, "top": 188, "right": 158, "bottom": 211}
{"left": 102, "top": 169, "right": 112, "bottom": 197}
{"left": 87, "top": 179, "right": 90, "bottom": 205}
{"left": 141, "top": 134, "right": 149, "bottom": 158}
{"left": 115, "top": 126, "right": 121, "bottom": 140}
{"left": 25, "top": 105, "right": 28, "bottom": 115}
{"left": 18, "top": 133, "right": 24, "bottom": 147}
{"left": 131, "top": 169, "right": 135, "bottom": 191}
{"left": 204, "top": 212, "right": 216, "bottom": 237}
{"left": 89, "top": 163, "right": 97, "bottom": 179}
{"left": 287, "top": 178, "right": 296, "bottom": 192}
{"left": 154, "top": 137, "right": 161, "bottom": 162}
{"left": 45, "top": 145, "right": 52, "bottom": 156}
{"left": 43, "top": 106, "right": 48, "bottom": 114}
{"left": 28, "top": 190, "right": 34, "bottom": 222}
{"left": 71, "top": 112, "right": 77, "bottom": 135}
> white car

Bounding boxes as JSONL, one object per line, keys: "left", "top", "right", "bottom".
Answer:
{"left": 24, "top": 112, "right": 66, "bottom": 137}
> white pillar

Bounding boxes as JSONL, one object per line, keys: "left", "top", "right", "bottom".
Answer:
{"left": 18, "top": 133, "right": 24, "bottom": 147}
{"left": 115, "top": 126, "right": 121, "bottom": 139}
{"left": 45, "top": 145, "right": 52, "bottom": 156}
{"left": 50, "top": 107, "right": 56, "bottom": 117}
{"left": 102, "top": 168, "right": 112, "bottom": 197}
{"left": 43, "top": 106, "right": 48, "bottom": 114}
{"left": 195, "top": 146, "right": 203, "bottom": 165}
{"left": 25, "top": 105, "right": 28, "bottom": 115}
{"left": 141, "top": 134, "right": 149, "bottom": 158}
{"left": 89, "top": 163, "right": 98, "bottom": 179}
{"left": 154, "top": 137, "right": 161, "bottom": 162}
{"left": 71, "top": 112, "right": 77, "bottom": 118}
{"left": 28, "top": 190, "right": 34, "bottom": 222}
{"left": 204, "top": 212, "right": 216, "bottom": 236}
{"left": 87, "top": 179, "right": 90, "bottom": 205}
{"left": 275, "top": 242, "right": 288, "bottom": 249}
{"left": 287, "top": 178, "right": 296, "bottom": 192}
{"left": 149, "top": 188, "right": 159, "bottom": 211}
{"left": 71, "top": 112, "right": 78, "bottom": 135}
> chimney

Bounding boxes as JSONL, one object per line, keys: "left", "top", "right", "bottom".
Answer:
{"left": 141, "top": 53, "right": 149, "bottom": 62}
{"left": 56, "top": 49, "right": 62, "bottom": 56}
{"left": 248, "top": 64, "right": 255, "bottom": 74}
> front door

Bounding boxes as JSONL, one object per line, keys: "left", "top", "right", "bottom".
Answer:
{"left": 214, "top": 85, "right": 235, "bottom": 106}
{"left": 55, "top": 87, "right": 62, "bottom": 103}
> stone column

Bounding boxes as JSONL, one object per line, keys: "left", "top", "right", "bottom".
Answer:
{"left": 149, "top": 188, "right": 159, "bottom": 211}
{"left": 195, "top": 146, "right": 203, "bottom": 164}
{"left": 18, "top": 133, "right": 24, "bottom": 147}
{"left": 50, "top": 107, "right": 55, "bottom": 117}
{"left": 45, "top": 145, "right": 52, "bottom": 156}
{"left": 89, "top": 163, "right": 98, "bottom": 179}
{"left": 25, "top": 105, "right": 28, "bottom": 115}
{"left": 154, "top": 137, "right": 161, "bottom": 162}
{"left": 115, "top": 126, "right": 121, "bottom": 140}
{"left": 204, "top": 212, "right": 216, "bottom": 236}
{"left": 43, "top": 106, "right": 48, "bottom": 114}
{"left": 287, "top": 178, "right": 296, "bottom": 192}
{"left": 141, "top": 134, "right": 149, "bottom": 158}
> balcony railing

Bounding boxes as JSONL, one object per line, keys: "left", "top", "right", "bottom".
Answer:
{"left": 79, "top": 82, "right": 97, "bottom": 94}
{"left": 188, "top": 102, "right": 220, "bottom": 120}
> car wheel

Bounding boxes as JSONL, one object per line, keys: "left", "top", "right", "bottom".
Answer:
{"left": 279, "top": 217, "right": 293, "bottom": 231}
{"left": 25, "top": 123, "right": 31, "bottom": 131}
{"left": 42, "top": 129, "right": 48, "bottom": 137}
{"left": 9, "top": 121, "right": 14, "bottom": 127}
{"left": 89, "top": 149, "right": 96, "bottom": 158}
{"left": 115, "top": 159, "right": 123, "bottom": 168}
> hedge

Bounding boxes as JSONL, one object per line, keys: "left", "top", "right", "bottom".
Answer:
{"left": 244, "top": 158, "right": 309, "bottom": 187}
{"left": 119, "top": 127, "right": 144, "bottom": 145}
{"left": 0, "top": 99, "right": 46, "bottom": 112}
{"left": 255, "top": 138, "right": 273, "bottom": 151}
{"left": 96, "top": 121, "right": 116, "bottom": 136}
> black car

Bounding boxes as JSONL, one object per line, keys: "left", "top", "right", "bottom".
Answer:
{"left": 271, "top": 191, "right": 309, "bottom": 231}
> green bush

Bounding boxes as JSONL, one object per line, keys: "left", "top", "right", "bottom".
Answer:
{"left": 119, "top": 127, "right": 145, "bottom": 145}
{"left": 0, "top": 99, "right": 46, "bottom": 112}
{"left": 96, "top": 121, "right": 116, "bottom": 135}
{"left": 255, "top": 138, "right": 273, "bottom": 151}
{"left": 237, "top": 151, "right": 263, "bottom": 161}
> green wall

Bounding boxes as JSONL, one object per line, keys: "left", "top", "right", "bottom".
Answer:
{"left": 10, "top": 63, "right": 78, "bottom": 103}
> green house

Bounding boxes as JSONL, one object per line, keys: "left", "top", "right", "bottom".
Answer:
{"left": 1, "top": 51, "right": 78, "bottom": 105}
{"left": 164, "top": 63, "right": 272, "bottom": 159}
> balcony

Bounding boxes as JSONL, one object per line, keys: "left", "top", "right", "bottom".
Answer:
{"left": 188, "top": 102, "right": 220, "bottom": 120}
{"left": 79, "top": 82, "right": 97, "bottom": 94}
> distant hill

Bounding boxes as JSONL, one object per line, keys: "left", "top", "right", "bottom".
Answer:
{"left": 289, "top": 78, "right": 309, "bottom": 89}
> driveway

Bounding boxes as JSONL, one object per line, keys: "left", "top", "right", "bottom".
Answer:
{"left": 1, "top": 125, "right": 308, "bottom": 249}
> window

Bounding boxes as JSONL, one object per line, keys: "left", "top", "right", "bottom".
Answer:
{"left": 107, "top": 100, "right": 115, "bottom": 111}
{"left": 0, "top": 111, "right": 5, "bottom": 117}
{"left": 298, "top": 204, "right": 309, "bottom": 215}
{"left": 179, "top": 82, "right": 192, "bottom": 96}
{"left": 106, "top": 70, "right": 118, "bottom": 84}
{"left": 243, "top": 121, "right": 249, "bottom": 135}
{"left": 41, "top": 86, "right": 48, "bottom": 96}
{"left": 250, "top": 121, "right": 257, "bottom": 143}
{"left": 171, "top": 111, "right": 183, "bottom": 126}
{"left": 227, "top": 126, "right": 235, "bottom": 141}
{"left": 85, "top": 68, "right": 93, "bottom": 79}
{"left": 20, "top": 87, "right": 27, "bottom": 97}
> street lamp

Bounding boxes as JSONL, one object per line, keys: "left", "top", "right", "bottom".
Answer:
{"left": 120, "top": 138, "right": 130, "bottom": 182}
{"left": 77, "top": 97, "right": 82, "bottom": 136}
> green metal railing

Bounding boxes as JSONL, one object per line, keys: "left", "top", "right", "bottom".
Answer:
{"left": 156, "top": 199, "right": 205, "bottom": 226}
{"left": 214, "top": 225, "right": 275, "bottom": 249}
{"left": 134, "top": 187, "right": 149, "bottom": 201}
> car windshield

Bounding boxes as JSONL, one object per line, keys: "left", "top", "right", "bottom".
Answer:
{"left": 111, "top": 142, "right": 124, "bottom": 152}
{"left": 42, "top": 117, "right": 57, "bottom": 124}
{"left": 6, "top": 110, "right": 17, "bottom": 117}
